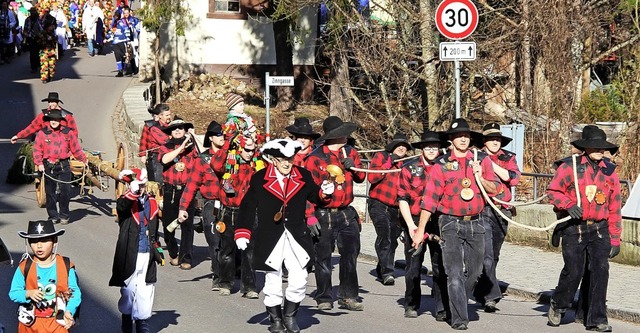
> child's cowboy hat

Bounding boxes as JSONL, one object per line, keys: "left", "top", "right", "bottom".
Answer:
{"left": 18, "top": 220, "right": 65, "bottom": 239}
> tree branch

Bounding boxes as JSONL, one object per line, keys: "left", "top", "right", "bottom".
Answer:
{"left": 477, "top": 0, "right": 519, "bottom": 28}
{"left": 581, "top": 34, "right": 640, "bottom": 72}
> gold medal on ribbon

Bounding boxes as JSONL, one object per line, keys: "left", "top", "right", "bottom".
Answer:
{"left": 594, "top": 191, "right": 606, "bottom": 205}
{"left": 460, "top": 188, "right": 474, "bottom": 201}
{"left": 215, "top": 221, "right": 226, "bottom": 233}
{"left": 585, "top": 185, "right": 597, "bottom": 203}
{"left": 175, "top": 161, "right": 185, "bottom": 172}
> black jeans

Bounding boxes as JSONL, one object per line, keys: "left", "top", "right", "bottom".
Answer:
{"left": 439, "top": 214, "right": 485, "bottom": 327}
{"left": 218, "top": 207, "right": 256, "bottom": 292}
{"left": 313, "top": 206, "right": 361, "bottom": 303}
{"left": 474, "top": 206, "right": 510, "bottom": 304}
{"left": 402, "top": 214, "right": 449, "bottom": 315}
{"left": 27, "top": 38, "right": 39, "bottom": 70}
{"left": 43, "top": 159, "right": 71, "bottom": 222}
{"left": 551, "top": 221, "right": 611, "bottom": 327}
{"left": 202, "top": 199, "right": 222, "bottom": 276}
{"left": 368, "top": 199, "right": 402, "bottom": 279}
{"left": 162, "top": 185, "right": 194, "bottom": 264}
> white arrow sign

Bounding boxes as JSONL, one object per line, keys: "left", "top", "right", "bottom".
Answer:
{"left": 439, "top": 42, "right": 476, "bottom": 61}
{"left": 267, "top": 76, "right": 295, "bottom": 86}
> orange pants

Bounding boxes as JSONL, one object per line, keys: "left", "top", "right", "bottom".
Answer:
{"left": 18, "top": 317, "right": 68, "bottom": 333}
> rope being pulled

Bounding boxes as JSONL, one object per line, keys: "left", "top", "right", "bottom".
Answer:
{"left": 474, "top": 149, "right": 579, "bottom": 232}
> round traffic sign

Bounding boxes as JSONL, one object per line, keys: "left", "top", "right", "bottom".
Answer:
{"left": 435, "top": 0, "right": 479, "bottom": 40}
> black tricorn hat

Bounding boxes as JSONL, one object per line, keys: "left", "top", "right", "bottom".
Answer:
{"left": 571, "top": 125, "right": 618, "bottom": 154}
{"left": 384, "top": 133, "right": 411, "bottom": 152}
{"left": 18, "top": 220, "right": 65, "bottom": 239}
{"left": 203, "top": 120, "right": 223, "bottom": 148}
{"left": 285, "top": 117, "right": 321, "bottom": 139}
{"left": 44, "top": 109, "right": 64, "bottom": 120}
{"left": 162, "top": 117, "right": 194, "bottom": 134}
{"left": 317, "top": 116, "right": 357, "bottom": 142}
{"left": 41, "top": 92, "right": 63, "bottom": 104}
{"left": 482, "top": 122, "right": 512, "bottom": 146}
{"left": 412, "top": 131, "right": 448, "bottom": 149}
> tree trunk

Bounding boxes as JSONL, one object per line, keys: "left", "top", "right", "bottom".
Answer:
{"left": 420, "top": 0, "right": 438, "bottom": 128}
{"left": 329, "top": 50, "right": 352, "bottom": 120}
{"left": 273, "top": 17, "right": 294, "bottom": 111}
{"left": 154, "top": 36, "right": 161, "bottom": 105}
{"left": 521, "top": 0, "right": 532, "bottom": 112}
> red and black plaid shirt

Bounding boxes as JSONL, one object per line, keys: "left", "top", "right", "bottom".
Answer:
{"left": 138, "top": 122, "right": 153, "bottom": 157}
{"left": 547, "top": 155, "right": 622, "bottom": 246}
{"left": 292, "top": 146, "right": 312, "bottom": 167}
{"left": 367, "top": 151, "right": 403, "bottom": 207}
{"left": 483, "top": 148, "right": 521, "bottom": 206}
{"left": 397, "top": 157, "right": 433, "bottom": 216}
{"left": 17, "top": 110, "right": 78, "bottom": 139}
{"left": 217, "top": 162, "right": 256, "bottom": 207}
{"left": 158, "top": 142, "right": 198, "bottom": 186}
{"left": 179, "top": 148, "right": 222, "bottom": 211}
{"left": 421, "top": 150, "right": 499, "bottom": 217}
{"left": 144, "top": 123, "right": 169, "bottom": 156}
{"left": 33, "top": 125, "right": 86, "bottom": 166}
{"left": 304, "top": 145, "right": 366, "bottom": 217}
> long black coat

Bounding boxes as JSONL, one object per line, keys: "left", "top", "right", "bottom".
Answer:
{"left": 109, "top": 192, "right": 160, "bottom": 287}
{"left": 236, "top": 164, "right": 326, "bottom": 272}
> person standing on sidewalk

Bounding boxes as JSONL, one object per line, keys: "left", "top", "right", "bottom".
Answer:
{"left": 367, "top": 133, "right": 410, "bottom": 286}
{"left": 398, "top": 130, "right": 449, "bottom": 320}
{"left": 178, "top": 120, "right": 226, "bottom": 291}
{"left": 474, "top": 123, "right": 521, "bottom": 313}
{"left": 546, "top": 125, "right": 622, "bottom": 332}
{"left": 234, "top": 138, "right": 334, "bottom": 333}
{"left": 32, "top": 109, "right": 87, "bottom": 225}
{"left": 412, "top": 118, "right": 500, "bottom": 330}
{"left": 210, "top": 135, "right": 264, "bottom": 298}
{"left": 285, "top": 117, "right": 321, "bottom": 166}
{"left": 159, "top": 117, "right": 198, "bottom": 270}
{"left": 304, "top": 116, "right": 366, "bottom": 311}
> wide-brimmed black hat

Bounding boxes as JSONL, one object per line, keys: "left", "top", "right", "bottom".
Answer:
{"left": 285, "top": 117, "right": 321, "bottom": 139}
{"left": 482, "top": 123, "right": 512, "bottom": 145}
{"left": 162, "top": 117, "right": 194, "bottom": 134}
{"left": 149, "top": 103, "right": 170, "bottom": 115}
{"left": 446, "top": 118, "right": 478, "bottom": 135}
{"left": 412, "top": 131, "right": 448, "bottom": 149}
{"left": 384, "top": 133, "right": 411, "bottom": 152}
{"left": 18, "top": 220, "right": 65, "bottom": 239}
{"left": 572, "top": 125, "right": 618, "bottom": 154}
{"left": 203, "top": 120, "right": 223, "bottom": 148}
{"left": 41, "top": 92, "right": 63, "bottom": 104}
{"left": 44, "top": 109, "right": 64, "bottom": 120}
{"left": 317, "top": 116, "right": 357, "bottom": 142}
{"left": 260, "top": 138, "right": 303, "bottom": 159}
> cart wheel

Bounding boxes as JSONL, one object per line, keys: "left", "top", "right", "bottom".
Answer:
{"left": 114, "top": 142, "right": 129, "bottom": 200}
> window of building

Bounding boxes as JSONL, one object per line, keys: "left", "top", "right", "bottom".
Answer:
{"left": 208, "top": 0, "right": 248, "bottom": 19}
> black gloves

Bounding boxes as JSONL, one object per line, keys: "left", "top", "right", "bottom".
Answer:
{"left": 610, "top": 245, "right": 620, "bottom": 259}
{"left": 308, "top": 223, "right": 321, "bottom": 238}
{"left": 342, "top": 158, "right": 355, "bottom": 170}
{"left": 567, "top": 205, "right": 583, "bottom": 220}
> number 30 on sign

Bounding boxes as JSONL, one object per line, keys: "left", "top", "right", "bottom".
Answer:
{"left": 435, "top": 0, "right": 479, "bottom": 40}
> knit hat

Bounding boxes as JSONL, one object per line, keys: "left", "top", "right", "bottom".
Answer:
{"left": 225, "top": 93, "right": 244, "bottom": 111}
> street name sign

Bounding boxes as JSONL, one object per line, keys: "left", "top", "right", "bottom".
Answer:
{"left": 267, "top": 76, "right": 295, "bottom": 86}
{"left": 439, "top": 42, "right": 476, "bottom": 61}
{"left": 435, "top": 0, "right": 479, "bottom": 40}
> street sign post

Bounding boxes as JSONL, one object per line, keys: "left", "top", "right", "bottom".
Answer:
{"left": 439, "top": 42, "right": 476, "bottom": 61}
{"left": 264, "top": 73, "right": 294, "bottom": 141}
{"left": 435, "top": 0, "right": 479, "bottom": 118}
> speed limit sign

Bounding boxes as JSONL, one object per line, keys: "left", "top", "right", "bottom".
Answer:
{"left": 435, "top": 0, "right": 479, "bottom": 40}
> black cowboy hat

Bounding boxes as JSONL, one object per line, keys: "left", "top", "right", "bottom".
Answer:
{"left": 285, "top": 117, "right": 321, "bottom": 139}
{"left": 317, "top": 116, "right": 357, "bottom": 142}
{"left": 412, "top": 131, "right": 448, "bottom": 149}
{"left": 446, "top": 118, "right": 479, "bottom": 135}
{"left": 41, "top": 92, "right": 63, "bottom": 104}
{"left": 18, "top": 220, "right": 65, "bottom": 239}
{"left": 384, "top": 133, "right": 411, "bottom": 152}
{"left": 482, "top": 122, "right": 512, "bottom": 146}
{"left": 203, "top": 120, "right": 223, "bottom": 148}
{"left": 149, "top": 103, "right": 170, "bottom": 115}
{"left": 572, "top": 125, "right": 619, "bottom": 154}
{"left": 162, "top": 117, "right": 194, "bottom": 134}
{"left": 44, "top": 109, "right": 64, "bottom": 120}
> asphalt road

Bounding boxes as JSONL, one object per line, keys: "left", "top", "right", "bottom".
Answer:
{"left": 1, "top": 46, "right": 640, "bottom": 333}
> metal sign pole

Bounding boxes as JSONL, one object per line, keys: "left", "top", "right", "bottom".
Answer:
{"left": 265, "top": 72, "right": 271, "bottom": 141}
{"left": 455, "top": 59, "right": 461, "bottom": 118}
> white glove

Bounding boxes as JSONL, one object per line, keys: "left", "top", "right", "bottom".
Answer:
{"left": 321, "top": 180, "right": 335, "bottom": 196}
{"left": 236, "top": 238, "right": 249, "bottom": 251}
{"left": 130, "top": 180, "right": 141, "bottom": 194}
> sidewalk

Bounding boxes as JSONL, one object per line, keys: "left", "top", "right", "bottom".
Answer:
{"left": 357, "top": 222, "right": 640, "bottom": 323}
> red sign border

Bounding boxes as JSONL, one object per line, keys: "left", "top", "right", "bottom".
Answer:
{"left": 435, "top": 0, "right": 479, "bottom": 40}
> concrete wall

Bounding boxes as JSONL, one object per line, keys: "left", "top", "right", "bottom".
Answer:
{"left": 138, "top": 1, "right": 318, "bottom": 84}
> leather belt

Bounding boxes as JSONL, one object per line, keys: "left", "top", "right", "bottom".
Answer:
{"left": 46, "top": 158, "right": 69, "bottom": 164}
{"left": 164, "top": 184, "right": 185, "bottom": 191}
{"left": 318, "top": 207, "right": 348, "bottom": 214}
{"left": 583, "top": 219, "right": 605, "bottom": 225}
{"left": 458, "top": 214, "right": 480, "bottom": 221}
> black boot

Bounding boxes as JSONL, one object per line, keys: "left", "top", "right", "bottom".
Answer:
{"left": 283, "top": 299, "right": 301, "bottom": 333}
{"left": 265, "top": 306, "right": 286, "bottom": 333}
{"left": 121, "top": 314, "right": 133, "bottom": 333}
{"left": 135, "top": 319, "right": 150, "bottom": 333}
